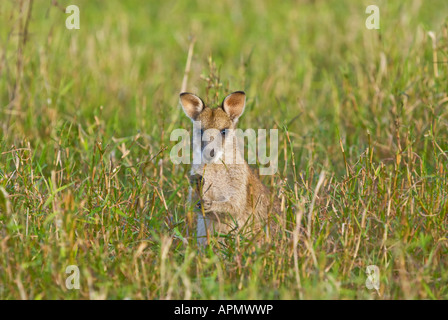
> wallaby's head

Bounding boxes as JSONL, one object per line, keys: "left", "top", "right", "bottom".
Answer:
{"left": 179, "top": 91, "right": 246, "bottom": 162}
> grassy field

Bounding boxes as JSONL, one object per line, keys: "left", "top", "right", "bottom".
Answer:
{"left": 0, "top": 0, "right": 447, "bottom": 299}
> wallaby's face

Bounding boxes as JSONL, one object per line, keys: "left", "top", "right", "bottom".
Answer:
{"left": 179, "top": 91, "right": 246, "bottom": 162}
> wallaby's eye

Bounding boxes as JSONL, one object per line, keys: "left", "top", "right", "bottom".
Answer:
{"left": 221, "top": 129, "right": 226, "bottom": 136}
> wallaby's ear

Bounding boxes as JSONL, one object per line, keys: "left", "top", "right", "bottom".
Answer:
{"left": 222, "top": 91, "right": 246, "bottom": 122}
{"left": 179, "top": 92, "right": 205, "bottom": 120}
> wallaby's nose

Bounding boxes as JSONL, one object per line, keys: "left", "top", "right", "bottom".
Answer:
{"left": 201, "top": 130, "right": 216, "bottom": 149}
{"left": 201, "top": 129, "right": 222, "bottom": 162}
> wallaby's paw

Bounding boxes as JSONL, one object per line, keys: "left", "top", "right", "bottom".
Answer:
{"left": 202, "top": 199, "right": 213, "bottom": 212}
{"left": 196, "top": 199, "right": 212, "bottom": 212}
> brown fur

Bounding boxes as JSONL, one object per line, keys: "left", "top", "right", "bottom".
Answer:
{"left": 180, "top": 91, "right": 280, "bottom": 245}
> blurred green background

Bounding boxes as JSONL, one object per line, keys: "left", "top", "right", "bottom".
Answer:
{"left": 2, "top": 0, "right": 447, "bottom": 167}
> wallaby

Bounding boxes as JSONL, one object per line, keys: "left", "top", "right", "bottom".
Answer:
{"left": 179, "top": 91, "right": 280, "bottom": 245}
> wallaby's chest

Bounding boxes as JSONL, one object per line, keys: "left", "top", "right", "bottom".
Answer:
{"left": 191, "top": 164, "right": 247, "bottom": 200}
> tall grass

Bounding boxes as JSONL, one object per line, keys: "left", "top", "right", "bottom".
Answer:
{"left": 0, "top": 0, "right": 447, "bottom": 299}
